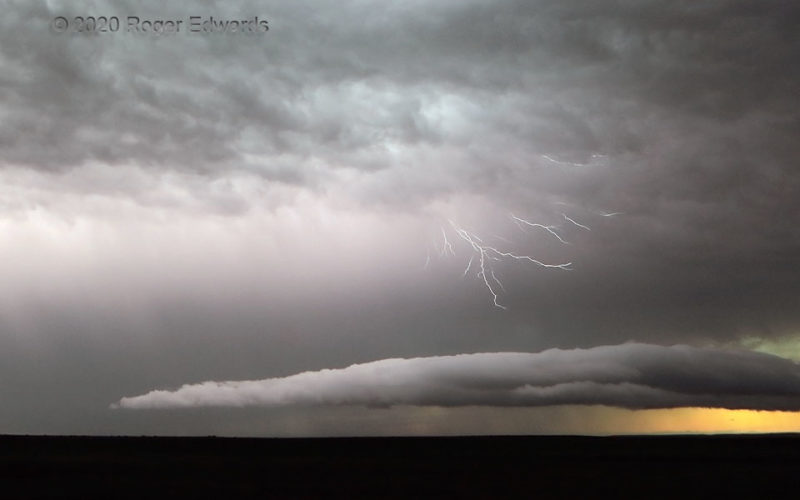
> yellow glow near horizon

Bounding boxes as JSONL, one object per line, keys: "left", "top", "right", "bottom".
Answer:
{"left": 385, "top": 406, "right": 800, "bottom": 437}
{"left": 579, "top": 407, "right": 800, "bottom": 435}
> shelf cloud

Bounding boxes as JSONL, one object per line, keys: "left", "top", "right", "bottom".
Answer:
{"left": 115, "top": 343, "right": 800, "bottom": 411}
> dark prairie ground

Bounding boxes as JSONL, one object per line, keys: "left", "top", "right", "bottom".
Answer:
{"left": 2, "top": 434, "right": 800, "bottom": 498}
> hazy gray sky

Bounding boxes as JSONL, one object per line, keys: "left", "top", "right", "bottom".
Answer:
{"left": 1, "top": 0, "right": 798, "bottom": 435}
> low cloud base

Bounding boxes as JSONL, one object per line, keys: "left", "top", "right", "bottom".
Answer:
{"left": 114, "top": 343, "right": 800, "bottom": 411}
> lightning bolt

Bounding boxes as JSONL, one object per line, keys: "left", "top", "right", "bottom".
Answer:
{"left": 446, "top": 220, "right": 571, "bottom": 309}
{"left": 562, "top": 213, "right": 590, "bottom": 231}
{"left": 541, "top": 154, "right": 607, "bottom": 167}
{"left": 510, "top": 214, "right": 569, "bottom": 245}
{"left": 462, "top": 255, "right": 474, "bottom": 277}
{"left": 432, "top": 150, "right": 613, "bottom": 308}
{"left": 490, "top": 269, "right": 506, "bottom": 293}
{"left": 448, "top": 221, "right": 506, "bottom": 309}
{"left": 440, "top": 227, "right": 455, "bottom": 257}
{"left": 428, "top": 150, "right": 617, "bottom": 308}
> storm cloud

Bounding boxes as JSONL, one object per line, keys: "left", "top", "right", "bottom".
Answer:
{"left": 1, "top": 0, "right": 799, "bottom": 435}
{"left": 115, "top": 344, "right": 800, "bottom": 412}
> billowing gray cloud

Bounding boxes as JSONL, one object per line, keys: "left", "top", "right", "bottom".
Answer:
{"left": 3, "top": 1, "right": 798, "bottom": 211}
{"left": 114, "top": 343, "right": 800, "bottom": 411}
{"left": 2, "top": 0, "right": 800, "bottom": 435}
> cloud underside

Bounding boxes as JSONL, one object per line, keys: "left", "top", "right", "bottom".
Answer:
{"left": 115, "top": 344, "right": 800, "bottom": 411}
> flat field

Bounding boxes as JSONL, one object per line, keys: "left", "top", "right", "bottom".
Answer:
{"left": 3, "top": 434, "right": 799, "bottom": 498}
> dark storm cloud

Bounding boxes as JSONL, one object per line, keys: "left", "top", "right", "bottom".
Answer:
{"left": 0, "top": 0, "right": 797, "bottom": 336}
{"left": 115, "top": 343, "right": 800, "bottom": 411}
{"left": 4, "top": 1, "right": 798, "bottom": 298}
{"left": 3, "top": 1, "right": 796, "bottom": 199}
{"left": 2, "top": 0, "right": 800, "bottom": 436}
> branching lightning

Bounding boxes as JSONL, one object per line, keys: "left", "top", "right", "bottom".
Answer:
{"left": 440, "top": 227, "right": 455, "bottom": 257}
{"left": 445, "top": 220, "right": 571, "bottom": 309}
{"left": 426, "top": 150, "right": 619, "bottom": 309}
{"left": 510, "top": 214, "right": 569, "bottom": 244}
{"left": 490, "top": 269, "right": 506, "bottom": 293}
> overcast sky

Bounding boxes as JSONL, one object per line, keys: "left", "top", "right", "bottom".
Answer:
{"left": 1, "top": 0, "right": 799, "bottom": 436}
